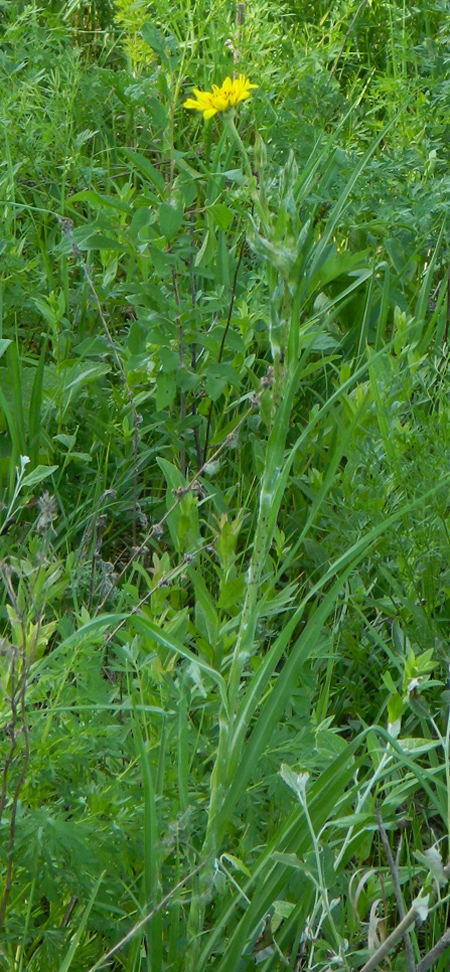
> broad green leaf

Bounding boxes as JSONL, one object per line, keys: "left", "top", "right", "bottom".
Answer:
{"left": 131, "top": 614, "right": 228, "bottom": 712}
{"left": 207, "top": 203, "right": 234, "bottom": 231}
{"left": 21, "top": 464, "right": 59, "bottom": 489}
{"left": 119, "top": 148, "right": 165, "bottom": 192}
{"left": 159, "top": 200, "right": 184, "bottom": 240}
{"left": 155, "top": 373, "right": 176, "bottom": 410}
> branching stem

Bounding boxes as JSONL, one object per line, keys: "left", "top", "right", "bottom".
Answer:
{"left": 56, "top": 215, "right": 140, "bottom": 545}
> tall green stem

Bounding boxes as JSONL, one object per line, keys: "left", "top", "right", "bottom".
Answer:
{"left": 185, "top": 114, "right": 301, "bottom": 972}
{"left": 223, "top": 110, "right": 269, "bottom": 228}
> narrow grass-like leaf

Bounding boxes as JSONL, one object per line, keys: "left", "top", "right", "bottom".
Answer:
{"left": 6, "top": 342, "right": 26, "bottom": 453}
{"left": 132, "top": 695, "right": 162, "bottom": 972}
{"left": 131, "top": 614, "right": 229, "bottom": 712}
{"left": 28, "top": 337, "right": 47, "bottom": 468}
{"left": 199, "top": 741, "right": 362, "bottom": 971}
{"left": 299, "top": 98, "right": 413, "bottom": 299}
{"left": 57, "top": 871, "right": 104, "bottom": 972}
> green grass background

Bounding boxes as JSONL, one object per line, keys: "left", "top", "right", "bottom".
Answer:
{"left": 1, "top": 1, "right": 450, "bottom": 969}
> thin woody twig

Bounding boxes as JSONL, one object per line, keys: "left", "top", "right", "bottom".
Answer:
{"left": 61, "top": 895, "right": 78, "bottom": 927}
{"left": 171, "top": 265, "right": 186, "bottom": 477}
{"left": 327, "top": 0, "right": 370, "bottom": 83}
{"left": 359, "top": 904, "right": 422, "bottom": 972}
{"left": 56, "top": 216, "right": 141, "bottom": 545}
{"left": 234, "top": 2, "right": 245, "bottom": 72}
{"left": 202, "top": 236, "right": 246, "bottom": 464}
{"left": 376, "top": 809, "right": 416, "bottom": 972}
{"left": 417, "top": 928, "right": 450, "bottom": 972}
{"left": 94, "top": 370, "right": 272, "bottom": 614}
{"left": 188, "top": 217, "right": 203, "bottom": 471}
{"left": 83, "top": 859, "right": 209, "bottom": 972}
{"left": 0, "top": 567, "right": 47, "bottom": 933}
{"left": 103, "top": 539, "right": 214, "bottom": 647}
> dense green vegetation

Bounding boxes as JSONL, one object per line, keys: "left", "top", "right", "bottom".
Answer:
{"left": 1, "top": 0, "right": 450, "bottom": 969}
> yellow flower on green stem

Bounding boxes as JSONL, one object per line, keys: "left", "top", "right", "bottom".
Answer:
{"left": 183, "top": 74, "right": 258, "bottom": 120}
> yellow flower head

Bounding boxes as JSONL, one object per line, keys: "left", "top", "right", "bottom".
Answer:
{"left": 183, "top": 74, "right": 258, "bottom": 120}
